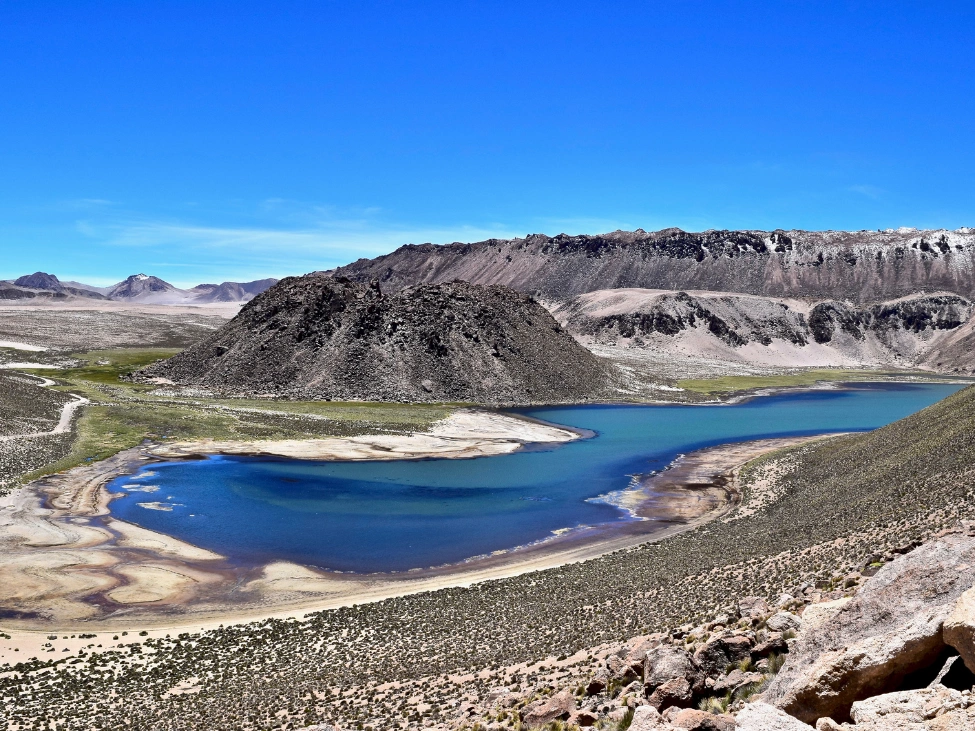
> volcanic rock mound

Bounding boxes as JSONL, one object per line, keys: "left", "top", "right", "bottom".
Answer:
{"left": 135, "top": 276, "right": 614, "bottom": 404}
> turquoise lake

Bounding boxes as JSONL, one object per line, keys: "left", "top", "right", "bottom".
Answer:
{"left": 106, "top": 383, "right": 963, "bottom": 573}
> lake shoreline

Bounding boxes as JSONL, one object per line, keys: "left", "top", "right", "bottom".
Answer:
{"left": 0, "top": 381, "right": 954, "bottom": 655}
{"left": 0, "top": 426, "right": 829, "bottom": 658}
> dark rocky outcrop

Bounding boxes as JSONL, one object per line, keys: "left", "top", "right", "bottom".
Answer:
{"left": 333, "top": 227, "right": 975, "bottom": 303}
{"left": 14, "top": 272, "right": 63, "bottom": 291}
{"left": 4, "top": 273, "right": 106, "bottom": 300}
{"left": 134, "top": 275, "right": 613, "bottom": 404}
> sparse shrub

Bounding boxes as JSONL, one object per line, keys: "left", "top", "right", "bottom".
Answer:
{"left": 734, "top": 680, "right": 764, "bottom": 702}
{"left": 614, "top": 707, "right": 635, "bottom": 731}
{"left": 698, "top": 694, "right": 730, "bottom": 714}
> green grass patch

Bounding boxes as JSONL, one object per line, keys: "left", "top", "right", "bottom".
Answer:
{"left": 677, "top": 368, "right": 921, "bottom": 395}
{"left": 22, "top": 403, "right": 241, "bottom": 478}
{"left": 49, "top": 349, "right": 179, "bottom": 387}
{"left": 209, "top": 398, "right": 459, "bottom": 426}
{"left": 14, "top": 347, "right": 462, "bottom": 479}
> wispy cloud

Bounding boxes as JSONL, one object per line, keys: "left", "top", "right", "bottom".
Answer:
{"left": 68, "top": 210, "right": 526, "bottom": 285}
{"left": 848, "top": 184, "right": 884, "bottom": 200}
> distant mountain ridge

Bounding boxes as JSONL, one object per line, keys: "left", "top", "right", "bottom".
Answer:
{"left": 2, "top": 272, "right": 278, "bottom": 304}
{"left": 333, "top": 227, "right": 975, "bottom": 303}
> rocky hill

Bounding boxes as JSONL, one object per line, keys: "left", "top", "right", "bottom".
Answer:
{"left": 189, "top": 278, "right": 279, "bottom": 303}
{"left": 333, "top": 227, "right": 975, "bottom": 303}
{"left": 555, "top": 288, "right": 975, "bottom": 374}
{"left": 9, "top": 272, "right": 107, "bottom": 299}
{"left": 134, "top": 275, "right": 613, "bottom": 404}
{"left": 106, "top": 273, "right": 177, "bottom": 300}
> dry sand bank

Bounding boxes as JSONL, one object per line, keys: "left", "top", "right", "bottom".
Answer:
{"left": 0, "top": 410, "right": 578, "bottom": 635}
{"left": 149, "top": 409, "right": 582, "bottom": 461}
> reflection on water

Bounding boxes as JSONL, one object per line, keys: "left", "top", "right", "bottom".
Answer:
{"left": 106, "top": 383, "right": 963, "bottom": 573}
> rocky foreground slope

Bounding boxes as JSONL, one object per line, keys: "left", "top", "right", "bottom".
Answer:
{"left": 439, "top": 526, "right": 975, "bottom": 731}
{"left": 333, "top": 227, "right": 975, "bottom": 303}
{"left": 135, "top": 275, "right": 612, "bottom": 404}
{"left": 555, "top": 289, "right": 975, "bottom": 374}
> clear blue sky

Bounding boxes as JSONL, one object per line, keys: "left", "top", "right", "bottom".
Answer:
{"left": 1, "top": 1, "right": 974, "bottom": 286}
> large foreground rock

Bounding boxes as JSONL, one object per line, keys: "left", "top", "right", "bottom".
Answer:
{"left": 645, "top": 645, "right": 701, "bottom": 692}
{"left": 763, "top": 534, "right": 975, "bottom": 724}
{"left": 943, "top": 587, "right": 975, "bottom": 674}
{"left": 849, "top": 686, "right": 969, "bottom": 725}
{"left": 735, "top": 702, "right": 812, "bottom": 730}
{"left": 519, "top": 689, "right": 575, "bottom": 726}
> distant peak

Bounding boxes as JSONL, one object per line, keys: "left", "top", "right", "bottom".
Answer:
{"left": 14, "top": 272, "right": 63, "bottom": 291}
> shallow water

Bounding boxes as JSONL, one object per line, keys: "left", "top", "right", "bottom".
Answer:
{"left": 107, "top": 383, "right": 963, "bottom": 573}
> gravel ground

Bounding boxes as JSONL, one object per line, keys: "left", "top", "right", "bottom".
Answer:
{"left": 0, "top": 307, "right": 228, "bottom": 351}
{"left": 0, "top": 372, "right": 72, "bottom": 436}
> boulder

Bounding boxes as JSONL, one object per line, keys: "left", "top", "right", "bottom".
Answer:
{"left": 766, "top": 612, "right": 802, "bottom": 633}
{"left": 763, "top": 534, "right": 975, "bottom": 724}
{"left": 735, "top": 702, "right": 813, "bottom": 730}
{"left": 712, "top": 669, "right": 765, "bottom": 695}
{"left": 648, "top": 676, "right": 693, "bottom": 712}
{"left": 800, "top": 598, "right": 851, "bottom": 633}
{"left": 850, "top": 686, "right": 968, "bottom": 725}
{"left": 670, "top": 708, "right": 737, "bottom": 730}
{"left": 520, "top": 689, "right": 576, "bottom": 726}
{"left": 629, "top": 705, "right": 672, "bottom": 730}
{"left": 943, "top": 587, "right": 975, "bottom": 674}
{"left": 587, "top": 667, "right": 609, "bottom": 695}
{"left": 751, "top": 634, "right": 789, "bottom": 659}
{"left": 625, "top": 634, "right": 667, "bottom": 677}
{"left": 925, "top": 707, "right": 975, "bottom": 730}
{"left": 694, "top": 636, "right": 754, "bottom": 677}
{"left": 739, "top": 597, "right": 770, "bottom": 620}
{"left": 645, "top": 645, "right": 701, "bottom": 692}
{"left": 568, "top": 708, "right": 599, "bottom": 727}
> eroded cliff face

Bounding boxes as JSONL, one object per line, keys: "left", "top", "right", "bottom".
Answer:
{"left": 553, "top": 289, "right": 975, "bottom": 373}
{"left": 333, "top": 228, "right": 975, "bottom": 303}
{"left": 134, "top": 275, "right": 613, "bottom": 404}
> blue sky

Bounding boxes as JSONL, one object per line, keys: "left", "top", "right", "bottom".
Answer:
{"left": 1, "top": 1, "right": 974, "bottom": 286}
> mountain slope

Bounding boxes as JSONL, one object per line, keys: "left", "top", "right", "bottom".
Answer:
{"left": 334, "top": 227, "right": 975, "bottom": 302}
{"left": 135, "top": 276, "right": 613, "bottom": 404}
{"left": 8, "top": 272, "right": 107, "bottom": 299}
{"left": 554, "top": 289, "right": 975, "bottom": 373}
{"left": 1, "top": 273, "right": 279, "bottom": 304}
{"left": 14, "top": 272, "right": 63, "bottom": 291}
{"left": 189, "top": 278, "right": 279, "bottom": 303}
{"left": 107, "top": 274, "right": 177, "bottom": 300}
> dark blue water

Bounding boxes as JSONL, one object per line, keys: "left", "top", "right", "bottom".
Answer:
{"left": 107, "top": 383, "right": 963, "bottom": 573}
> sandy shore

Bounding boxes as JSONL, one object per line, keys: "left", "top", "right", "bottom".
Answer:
{"left": 0, "top": 410, "right": 578, "bottom": 633}
{"left": 149, "top": 409, "right": 582, "bottom": 461}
